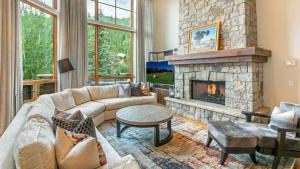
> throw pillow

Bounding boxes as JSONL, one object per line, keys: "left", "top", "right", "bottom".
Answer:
{"left": 269, "top": 106, "right": 298, "bottom": 129}
{"left": 52, "top": 110, "right": 84, "bottom": 132}
{"left": 14, "top": 118, "right": 57, "bottom": 169}
{"left": 141, "top": 87, "right": 151, "bottom": 96}
{"left": 55, "top": 127, "right": 107, "bottom": 169}
{"left": 130, "top": 83, "right": 143, "bottom": 96}
{"left": 119, "top": 84, "right": 131, "bottom": 98}
{"left": 73, "top": 117, "right": 97, "bottom": 138}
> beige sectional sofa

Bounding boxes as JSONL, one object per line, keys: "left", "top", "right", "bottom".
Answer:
{"left": 0, "top": 84, "right": 157, "bottom": 169}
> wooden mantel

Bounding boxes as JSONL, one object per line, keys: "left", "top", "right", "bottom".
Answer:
{"left": 166, "top": 47, "right": 272, "bottom": 65}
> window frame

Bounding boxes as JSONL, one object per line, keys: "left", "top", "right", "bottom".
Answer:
{"left": 21, "top": 0, "right": 58, "bottom": 102}
{"left": 88, "top": 0, "right": 135, "bottom": 84}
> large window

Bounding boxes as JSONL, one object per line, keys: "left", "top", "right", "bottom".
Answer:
{"left": 21, "top": 0, "right": 57, "bottom": 102}
{"left": 87, "top": 0, "right": 135, "bottom": 85}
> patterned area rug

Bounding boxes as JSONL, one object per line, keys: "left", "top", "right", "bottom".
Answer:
{"left": 98, "top": 116, "right": 295, "bottom": 169}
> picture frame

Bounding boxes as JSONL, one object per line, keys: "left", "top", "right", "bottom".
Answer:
{"left": 188, "top": 22, "right": 220, "bottom": 53}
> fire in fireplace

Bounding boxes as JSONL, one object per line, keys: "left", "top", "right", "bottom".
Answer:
{"left": 191, "top": 80, "right": 225, "bottom": 105}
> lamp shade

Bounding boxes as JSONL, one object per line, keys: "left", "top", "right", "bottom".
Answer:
{"left": 58, "top": 58, "right": 75, "bottom": 74}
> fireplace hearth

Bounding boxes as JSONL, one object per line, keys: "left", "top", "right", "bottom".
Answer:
{"left": 191, "top": 80, "right": 225, "bottom": 105}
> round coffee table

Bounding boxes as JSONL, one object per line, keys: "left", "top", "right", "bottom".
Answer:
{"left": 116, "top": 105, "right": 174, "bottom": 146}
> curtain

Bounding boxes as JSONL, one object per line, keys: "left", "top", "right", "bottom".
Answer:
{"left": 0, "top": 0, "right": 23, "bottom": 135}
{"left": 59, "top": 0, "right": 88, "bottom": 90}
{"left": 136, "top": 0, "right": 154, "bottom": 82}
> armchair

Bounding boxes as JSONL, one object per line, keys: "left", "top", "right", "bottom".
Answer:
{"left": 242, "top": 101, "right": 300, "bottom": 169}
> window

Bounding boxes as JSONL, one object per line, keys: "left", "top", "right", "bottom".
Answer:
{"left": 87, "top": 0, "right": 135, "bottom": 85}
{"left": 21, "top": 0, "right": 57, "bottom": 102}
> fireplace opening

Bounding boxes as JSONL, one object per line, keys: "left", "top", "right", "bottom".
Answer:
{"left": 191, "top": 80, "right": 225, "bottom": 105}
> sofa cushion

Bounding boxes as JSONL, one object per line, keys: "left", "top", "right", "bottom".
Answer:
{"left": 50, "top": 90, "right": 76, "bottom": 111}
{"left": 70, "top": 87, "right": 91, "bottom": 105}
{"left": 87, "top": 85, "right": 119, "bottom": 100}
{"left": 65, "top": 101, "right": 106, "bottom": 118}
{"left": 208, "top": 121, "right": 257, "bottom": 148}
{"left": 55, "top": 127, "right": 103, "bottom": 169}
{"left": 14, "top": 118, "right": 56, "bottom": 169}
{"left": 96, "top": 96, "right": 156, "bottom": 111}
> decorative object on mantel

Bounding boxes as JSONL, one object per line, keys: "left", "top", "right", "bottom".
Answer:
{"left": 188, "top": 22, "right": 220, "bottom": 54}
{"left": 168, "top": 88, "right": 175, "bottom": 98}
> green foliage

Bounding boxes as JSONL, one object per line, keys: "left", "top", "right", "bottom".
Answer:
{"left": 21, "top": 3, "right": 53, "bottom": 80}
{"left": 98, "top": 28, "right": 131, "bottom": 77}
{"left": 88, "top": 15, "right": 132, "bottom": 78}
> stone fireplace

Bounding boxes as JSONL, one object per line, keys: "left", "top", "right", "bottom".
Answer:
{"left": 164, "top": 0, "right": 271, "bottom": 122}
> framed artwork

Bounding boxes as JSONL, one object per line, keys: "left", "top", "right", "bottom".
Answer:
{"left": 188, "top": 22, "right": 220, "bottom": 53}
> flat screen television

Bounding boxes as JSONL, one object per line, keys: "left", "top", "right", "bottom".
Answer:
{"left": 146, "top": 60, "right": 174, "bottom": 85}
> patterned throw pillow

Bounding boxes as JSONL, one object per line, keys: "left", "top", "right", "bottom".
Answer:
{"left": 119, "top": 84, "right": 131, "bottom": 98}
{"left": 52, "top": 109, "right": 84, "bottom": 132}
{"left": 52, "top": 109, "right": 97, "bottom": 139}
{"left": 130, "top": 83, "right": 143, "bottom": 96}
{"left": 73, "top": 117, "right": 97, "bottom": 139}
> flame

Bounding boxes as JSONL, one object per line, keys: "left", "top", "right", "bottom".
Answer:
{"left": 208, "top": 84, "right": 217, "bottom": 95}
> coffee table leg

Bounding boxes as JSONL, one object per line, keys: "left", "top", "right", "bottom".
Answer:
{"left": 154, "top": 120, "right": 173, "bottom": 147}
{"left": 117, "top": 120, "right": 121, "bottom": 138}
{"left": 154, "top": 125, "right": 160, "bottom": 146}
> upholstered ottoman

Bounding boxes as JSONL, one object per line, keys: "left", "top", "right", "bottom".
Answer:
{"left": 206, "top": 121, "right": 258, "bottom": 165}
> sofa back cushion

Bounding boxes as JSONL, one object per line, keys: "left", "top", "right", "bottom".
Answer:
{"left": 70, "top": 87, "right": 91, "bottom": 105}
{"left": 14, "top": 118, "right": 56, "bottom": 169}
{"left": 50, "top": 90, "right": 76, "bottom": 111}
{"left": 87, "top": 84, "right": 119, "bottom": 100}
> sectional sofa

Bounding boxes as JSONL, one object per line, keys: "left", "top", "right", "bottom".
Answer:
{"left": 0, "top": 84, "right": 157, "bottom": 169}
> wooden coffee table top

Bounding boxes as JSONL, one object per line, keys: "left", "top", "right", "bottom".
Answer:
{"left": 116, "top": 105, "right": 174, "bottom": 126}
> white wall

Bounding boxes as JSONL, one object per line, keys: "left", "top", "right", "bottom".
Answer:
{"left": 153, "top": 0, "right": 179, "bottom": 51}
{"left": 257, "top": 0, "right": 300, "bottom": 108}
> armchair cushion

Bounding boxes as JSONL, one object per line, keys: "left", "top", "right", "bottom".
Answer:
{"left": 280, "top": 101, "right": 300, "bottom": 137}
{"left": 269, "top": 106, "right": 298, "bottom": 129}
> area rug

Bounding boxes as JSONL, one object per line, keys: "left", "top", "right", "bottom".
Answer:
{"left": 98, "top": 116, "right": 295, "bottom": 169}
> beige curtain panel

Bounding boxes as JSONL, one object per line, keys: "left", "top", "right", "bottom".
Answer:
{"left": 59, "top": 0, "right": 88, "bottom": 90}
{"left": 136, "top": 0, "right": 154, "bottom": 83}
{"left": 0, "top": 0, "right": 23, "bottom": 135}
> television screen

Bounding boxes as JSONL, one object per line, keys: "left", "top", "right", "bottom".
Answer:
{"left": 146, "top": 60, "right": 174, "bottom": 85}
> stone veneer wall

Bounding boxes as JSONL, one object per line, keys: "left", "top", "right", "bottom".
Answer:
{"left": 174, "top": 62, "right": 264, "bottom": 111}
{"left": 178, "top": 0, "right": 257, "bottom": 54}
{"left": 166, "top": 100, "right": 245, "bottom": 123}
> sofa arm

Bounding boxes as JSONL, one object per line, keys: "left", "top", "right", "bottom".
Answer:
{"left": 112, "top": 155, "right": 139, "bottom": 169}
{"left": 150, "top": 92, "right": 157, "bottom": 104}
